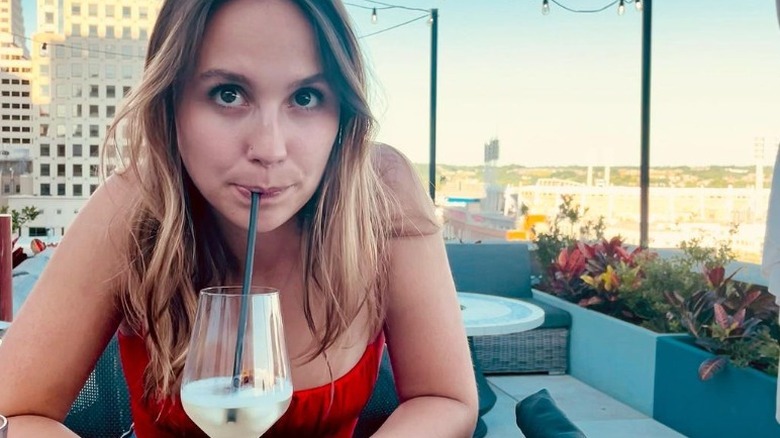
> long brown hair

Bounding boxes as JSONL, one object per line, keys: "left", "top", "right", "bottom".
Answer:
{"left": 106, "top": 0, "right": 392, "bottom": 399}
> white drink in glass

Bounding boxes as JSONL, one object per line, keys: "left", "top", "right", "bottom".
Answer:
{"left": 181, "top": 375, "right": 292, "bottom": 438}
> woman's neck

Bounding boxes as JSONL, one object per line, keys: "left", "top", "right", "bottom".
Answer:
{"left": 221, "top": 216, "right": 302, "bottom": 283}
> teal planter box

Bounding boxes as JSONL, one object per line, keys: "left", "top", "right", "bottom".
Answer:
{"left": 533, "top": 289, "right": 661, "bottom": 416}
{"left": 654, "top": 335, "right": 780, "bottom": 438}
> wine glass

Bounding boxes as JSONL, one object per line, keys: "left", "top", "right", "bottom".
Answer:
{"left": 181, "top": 286, "right": 292, "bottom": 438}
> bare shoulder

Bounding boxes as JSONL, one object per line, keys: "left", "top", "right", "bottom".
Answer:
{"left": 370, "top": 143, "right": 440, "bottom": 237}
{"left": 370, "top": 142, "right": 417, "bottom": 188}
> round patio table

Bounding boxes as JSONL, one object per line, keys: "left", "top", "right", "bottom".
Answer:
{"left": 457, "top": 292, "right": 545, "bottom": 438}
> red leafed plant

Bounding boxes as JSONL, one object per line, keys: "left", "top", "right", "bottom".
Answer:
{"left": 664, "top": 266, "right": 779, "bottom": 380}
{"left": 543, "top": 236, "right": 647, "bottom": 322}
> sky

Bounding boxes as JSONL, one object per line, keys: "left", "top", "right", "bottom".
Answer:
{"left": 20, "top": 0, "right": 780, "bottom": 167}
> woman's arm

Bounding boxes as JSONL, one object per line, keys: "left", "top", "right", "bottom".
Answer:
{"left": 370, "top": 144, "right": 477, "bottom": 436}
{"left": 375, "top": 231, "right": 478, "bottom": 437}
{"left": 0, "top": 175, "right": 137, "bottom": 436}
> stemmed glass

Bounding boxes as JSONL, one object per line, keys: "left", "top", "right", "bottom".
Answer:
{"left": 181, "top": 286, "right": 292, "bottom": 438}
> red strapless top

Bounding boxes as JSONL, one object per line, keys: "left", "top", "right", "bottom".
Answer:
{"left": 117, "top": 332, "right": 385, "bottom": 438}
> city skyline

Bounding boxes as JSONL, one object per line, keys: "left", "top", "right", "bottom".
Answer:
{"left": 19, "top": 0, "right": 780, "bottom": 167}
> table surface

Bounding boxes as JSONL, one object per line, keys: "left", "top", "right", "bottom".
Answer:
{"left": 457, "top": 292, "right": 544, "bottom": 337}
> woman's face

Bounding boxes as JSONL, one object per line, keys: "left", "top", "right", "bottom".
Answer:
{"left": 176, "top": 0, "right": 341, "bottom": 235}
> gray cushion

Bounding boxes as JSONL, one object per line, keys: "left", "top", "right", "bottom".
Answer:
{"left": 523, "top": 298, "right": 571, "bottom": 329}
{"left": 446, "top": 242, "right": 532, "bottom": 299}
{"left": 516, "top": 389, "right": 586, "bottom": 438}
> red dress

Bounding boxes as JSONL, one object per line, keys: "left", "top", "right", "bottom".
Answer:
{"left": 118, "top": 332, "right": 385, "bottom": 437}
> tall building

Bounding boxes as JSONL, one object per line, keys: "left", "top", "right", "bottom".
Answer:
{"left": 31, "top": 0, "right": 160, "bottom": 200}
{"left": 0, "top": 0, "right": 33, "bottom": 197}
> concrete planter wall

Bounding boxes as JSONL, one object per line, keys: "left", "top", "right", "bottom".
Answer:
{"left": 654, "top": 335, "right": 780, "bottom": 438}
{"left": 533, "top": 289, "right": 663, "bottom": 416}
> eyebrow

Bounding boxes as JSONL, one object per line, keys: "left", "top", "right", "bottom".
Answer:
{"left": 197, "top": 69, "right": 328, "bottom": 90}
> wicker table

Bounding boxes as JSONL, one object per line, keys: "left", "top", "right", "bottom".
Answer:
{"left": 458, "top": 292, "right": 544, "bottom": 438}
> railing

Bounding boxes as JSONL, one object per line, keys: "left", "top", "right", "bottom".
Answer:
{"left": 0, "top": 214, "right": 11, "bottom": 321}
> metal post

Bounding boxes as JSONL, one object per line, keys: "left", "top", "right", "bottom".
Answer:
{"left": 639, "top": 0, "right": 652, "bottom": 248}
{"left": 428, "top": 8, "right": 438, "bottom": 202}
{"left": 0, "top": 214, "right": 12, "bottom": 321}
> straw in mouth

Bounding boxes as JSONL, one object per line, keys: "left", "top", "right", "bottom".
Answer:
{"left": 227, "top": 191, "right": 260, "bottom": 422}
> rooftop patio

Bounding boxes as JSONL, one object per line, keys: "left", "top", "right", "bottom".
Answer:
{"left": 483, "top": 374, "right": 683, "bottom": 437}
{"left": 2, "top": 239, "right": 779, "bottom": 437}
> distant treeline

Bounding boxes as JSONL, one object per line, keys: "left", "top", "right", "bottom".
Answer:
{"left": 413, "top": 164, "right": 775, "bottom": 189}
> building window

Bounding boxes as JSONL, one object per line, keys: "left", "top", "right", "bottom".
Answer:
{"left": 89, "top": 144, "right": 99, "bottom": 157}
{"left": 40, "top": 163, "right": 50, "bottom": 177}
{"left": 106, "top": 25, "right": 114, "bottom": 38}
{"left": 123, "top": 86, "right": 131, "bottom": 97}
{"left": 89, "top": 105, "right": 99, "bottom": 117}
{"left": 88, "top": 3, "right": 97, "bottom": 17}
{"left": 57, "top": 183, "right": 66, "bottom": 196}
{"left": 106, "top": 85, "right": 116, "bottom": 98}
{"left": 106, "top": 105, "right": 115, "bottom": 118}
{"left": 122, "top": 64, "right": 133, "bottom": 80}
{"left": 122, "top": 26, "right": 131, "bottom": 38}
{"left": 71, "top": 23, "right": 80, "bottom": 36}
{"left": 89, "top": 125, "right": 99, "bottom": 138}
{"left": 74, "top": 104, "right": 83, "bottom": 117}
{"left": 105, "top": 5, "right": 114, "bottom": 17}
{"left": 40, "top": 184, "right": 51, "bottom": 196}
{"left": 72, "top": 84, "right": 82, "bottom": 98}
{"left": 72, "top": 124, "right": 82, "bottom": 137}
{"left": 57, "top": 164, "right": 65, "bottom": 177}
{"left": 57, "top": 104, "right": 67, "bottom": 118}
{"left": 73, "top": 184, "right": 83, "bottom": 197}
{"left": 89, "top": 85, "right": 99, "bottom": 98}
{"left": 57, "top": 144, "right": 66, "bottom": 157}
{"left": 71, "top": 4, "right": 81, "bottom": 15}
{"left": 122, "top": 6, "right": 131, "bottom": 18}
{"left": 40, "top": 144, "right": 50, "bottom": 157}
{"left": 90, "top": 184, "right": 98, "bottom": 195}
{"left": 40, "top": 124, "right": 49, "bottom": 136}
{"left": 72, "top": 144, "right": 82, "bottom": 157}
{"left": 56, "top": 125, "right": 66, "bottom": 137}
{"left": 73, "top": 164, "right": 82, "bottom": 177}
{"left": 89, "top": 165, "right": 99, "bottom": 177}
{"left": 29, "top": 227, "right": 48, "bottom": 237}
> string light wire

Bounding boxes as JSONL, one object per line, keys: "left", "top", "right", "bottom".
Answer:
{"left": 547, "top": 0, "right": 640, "bottom": 14}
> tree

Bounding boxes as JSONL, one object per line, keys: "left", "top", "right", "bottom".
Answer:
{"left": 0, "top": 205, "right": 43, "bottom": 236}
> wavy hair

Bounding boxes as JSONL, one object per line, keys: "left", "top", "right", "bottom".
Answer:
{"left": 106, "top": 0, "right": 393, "bottom": 399}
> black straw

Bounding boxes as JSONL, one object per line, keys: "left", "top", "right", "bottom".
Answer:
{"left": 227, "top": 191, "right": 260, "bottom": 422}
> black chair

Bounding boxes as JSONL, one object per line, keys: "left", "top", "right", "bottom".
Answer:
{"left": 63, "top": 335, "right": 133, "bottom": 438}
{"left": 354, "top": 346, "right": 399, "bottom": 437}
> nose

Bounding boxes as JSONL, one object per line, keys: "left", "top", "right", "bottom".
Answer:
{"left": 246, "top": 111, "right": 287, "bottom": 166}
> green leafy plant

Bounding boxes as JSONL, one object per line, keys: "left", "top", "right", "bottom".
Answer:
{"left": 665, "top": 266, "right": 779, "bottom": 380}
{"left": 533, "top": 198, "right": 780, "bottom": 378}
{"left": 0, "top": 205, "right": 43, "bottom": 236}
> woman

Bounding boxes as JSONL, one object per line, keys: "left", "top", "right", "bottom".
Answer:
{"left": 0, "top": 0, "right": 478, "bottom": 436}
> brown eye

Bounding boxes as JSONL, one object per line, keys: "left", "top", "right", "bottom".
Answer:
{"left": 292, "top": 88, "right": 322, "bottom": 109}
{"left": 209, "top": 85, "right": 245, "bottom": 107}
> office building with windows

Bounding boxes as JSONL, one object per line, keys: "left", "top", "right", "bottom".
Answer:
{"left": 31, "top": 0, "right": 159, "bottom": 199}
{"left": 0, "top": 0, "right": 33, "bottom": 197}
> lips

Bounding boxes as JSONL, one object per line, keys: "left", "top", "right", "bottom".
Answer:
{"left": 234, "top": 184, "right": 290, "bottom": 198}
